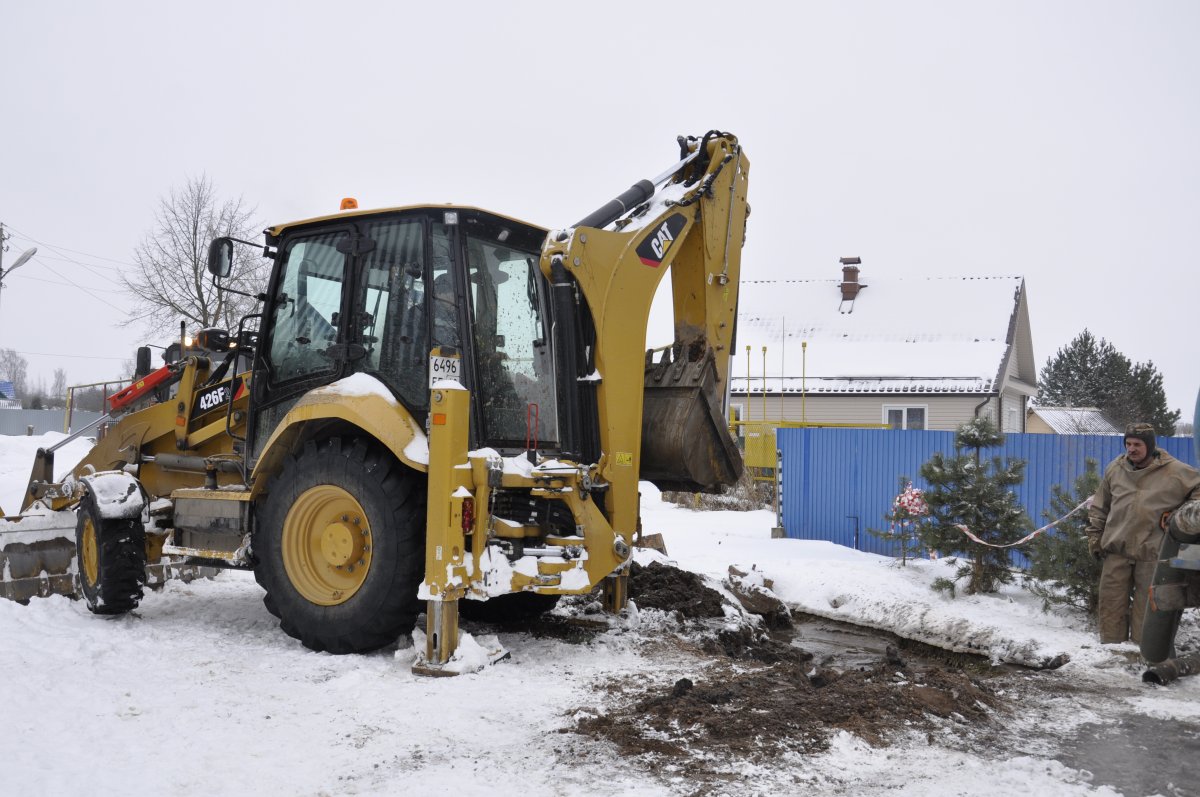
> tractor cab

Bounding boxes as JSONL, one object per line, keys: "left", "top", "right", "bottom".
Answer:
{"left": 214, "top": 206, "right": 559, "bottom": 463}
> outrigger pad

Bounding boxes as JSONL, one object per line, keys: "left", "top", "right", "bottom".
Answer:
{"left": 410, "top": 629, "right": 510, "bottom": 677}
{"left": 641, "top": 345, "right": 742, "bottom": 493}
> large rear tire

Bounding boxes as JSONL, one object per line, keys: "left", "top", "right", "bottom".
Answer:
{"left": 254, "top": 437, "right": 424, "bottom": 654}
{"left": 75, "top": 489, "right": 147, "bottom": 615}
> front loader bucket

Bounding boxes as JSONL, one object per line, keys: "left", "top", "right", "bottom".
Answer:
{"left": 1, "top": 509, "right": 212, "bottom": 604}
{"left": 640, "top": 345, "right": 742, "bottom": 493}
{"left": 0, "top": 512, "right": 79, "bottom": 602}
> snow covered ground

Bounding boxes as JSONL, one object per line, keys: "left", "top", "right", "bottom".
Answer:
{"left": 1, "top": 433, "right": 1197, "bottom": 796}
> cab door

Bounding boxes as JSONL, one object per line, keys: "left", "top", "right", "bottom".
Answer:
{"left": 249, "top": 225, "right": 354, "bottom": 459}
{"left": 462, "top": 231, "right": 559, "bottom": 450}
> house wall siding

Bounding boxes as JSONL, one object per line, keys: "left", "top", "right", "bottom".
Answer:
{"left": 1026, "top": 414, "right": 1055, "bottom": 434}
{"left": 731, "top": 394, "right": 990, "bottom": 431}
{"left": 1013, "top": 288, "right": 1037, "bottom": 380}
{"left": 999, "top": 390, "right": 1028, "bottom": 433}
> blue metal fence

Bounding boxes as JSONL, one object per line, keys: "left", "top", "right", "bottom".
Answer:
{"left": 777, "top": 428, "right": 1199, "bottom": 564}
{"left": 0, "top": 409, "right": 104, "bottom": 436}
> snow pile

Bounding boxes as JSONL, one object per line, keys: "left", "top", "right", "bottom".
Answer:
{"left": 406, "top": 627, "right": 507, "bottom": 675}
{"left": 0, "top": 432, "right": 93, "bottom": 515}
{"left": 640, "top": 482, "right": 1186, "bottom": 672}
{"left": 82, "top": 471, "right": 145, "bottom": 519}
{"left": 1, "top": 436, "right": 1197, "bottom": 795}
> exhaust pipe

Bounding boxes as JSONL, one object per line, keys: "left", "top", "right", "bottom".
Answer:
{"left": 1142, "top": 652, "right": 1200, "bottom": 685}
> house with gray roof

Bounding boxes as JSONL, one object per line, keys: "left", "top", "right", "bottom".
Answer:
{"left": 1026, "top": 406, "right": 1120, "bottom": 435}
{"left": 729, "top": 262, "right": 1037, "bottom": 433}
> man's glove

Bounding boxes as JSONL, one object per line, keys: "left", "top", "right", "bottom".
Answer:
{"left": 1088, "top": 537, "right": 1105, "bottom": 561}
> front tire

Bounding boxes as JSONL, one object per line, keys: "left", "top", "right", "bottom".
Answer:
{"left": 75, "top": 489, "right": 147, "bottom": 615}
{"left": 254, "top": 437, "right": 424, "bottom": 654}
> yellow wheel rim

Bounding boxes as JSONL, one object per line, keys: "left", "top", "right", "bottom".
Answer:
{"left": 81, "top": 515, "right": 99, "bottom": 587}
{"left": 281, "top": 485, "right": 373, "bottom": 606}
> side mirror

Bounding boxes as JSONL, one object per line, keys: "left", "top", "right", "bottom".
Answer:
{"left": 207, "top": 237, "right": 234, "bottom": 278}
{"left": 135, "top": 346, "right": 152, "bottom": 378}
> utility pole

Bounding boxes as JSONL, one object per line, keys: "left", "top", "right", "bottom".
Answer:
{"left": 0, "top": 222, "right": 38, "bottom": 350}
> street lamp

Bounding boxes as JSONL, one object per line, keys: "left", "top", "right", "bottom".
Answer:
{"left": 0, "top": 245, "right": 36, "bottom": 349}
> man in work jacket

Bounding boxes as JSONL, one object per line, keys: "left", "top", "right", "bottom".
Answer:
{"left": 1086, "top": 423, "right": 1200, "bottom": 644}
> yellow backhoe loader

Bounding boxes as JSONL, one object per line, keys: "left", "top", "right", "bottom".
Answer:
{"left": 0, "top": 131, "right": 749, "bottom": 673}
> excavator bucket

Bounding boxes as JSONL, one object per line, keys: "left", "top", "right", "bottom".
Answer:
{"left": 640, "top": 344, "right": 743, "bottom": 493}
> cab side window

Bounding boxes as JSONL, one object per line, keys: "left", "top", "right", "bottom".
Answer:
{"left": 267, "top": 231, "right": 347, "bottom": 384}
{"left": 360, "top": 219, "right": 427, "bottom": 409}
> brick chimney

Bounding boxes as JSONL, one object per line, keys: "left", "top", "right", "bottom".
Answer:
{"left": 839, "top": 257, "right": 864, "bottom": 301}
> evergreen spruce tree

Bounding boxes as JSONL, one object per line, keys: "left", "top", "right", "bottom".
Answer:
{"left": 1037, "top": 329, "right": 1180, "bottom": 433}
{"left": 1037, "top": 330, "right": 1122, "bottom": 408}
{"left": 1026, "top": 460, "right": 1102, "bottom": 615}
{"left": 915, "top": 417, "right": 1031, "bottom": 596}
{"left": 1122, "top": 361, "right": 1178, "bottom": 433}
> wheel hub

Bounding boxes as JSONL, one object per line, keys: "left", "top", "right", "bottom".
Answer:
{"left": 282, "top": 485, "right": 374, "bottom": 606}
{"left": 80, "top": 516, "right": 99, "bottom": 587}
{"left": 321, "top": 520, "right": 364, "bottom": 567}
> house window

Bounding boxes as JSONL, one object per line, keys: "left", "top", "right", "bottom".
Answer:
{"left": 884, "top": 405, "right": 926, "bottom": 430}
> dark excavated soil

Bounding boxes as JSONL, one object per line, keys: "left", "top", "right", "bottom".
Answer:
{"left": 628, "top": 561, "right": 727, "bottom": 619}
{"left": 573, "top": 650, "right": 998, "bottom": 760}
{"left": 569, "top": 561, "right": 1005, "bottom": 769}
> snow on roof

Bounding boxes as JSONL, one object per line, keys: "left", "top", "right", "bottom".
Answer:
{"left": 1028, "top": 406, "right": 1120, "bottom": 435}
{"left": 730, "top": 275, "right": 1022, "bottom": 395}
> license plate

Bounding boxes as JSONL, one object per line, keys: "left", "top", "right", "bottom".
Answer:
{"left": 429, "top": 355, "right": 461, "bottom": 388}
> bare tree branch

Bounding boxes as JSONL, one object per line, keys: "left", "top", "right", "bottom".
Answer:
{"left": 121, "top": 175, "right": 268, "bottom": 340}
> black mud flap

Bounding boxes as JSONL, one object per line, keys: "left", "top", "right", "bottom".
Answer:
{"left": 640, "top": 345, "right": 742, "bottom": 493}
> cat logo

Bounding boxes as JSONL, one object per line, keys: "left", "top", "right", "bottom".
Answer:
{"left": 635, "top": 213, "right": 688, "bottom": 268}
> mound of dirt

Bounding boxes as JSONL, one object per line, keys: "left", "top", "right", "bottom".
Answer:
{"left": 574, "top": 658, "right": 999, "bottom": 761}
{"left": 573, "top": 562, "right": 1003, "bottom": 770}
{"left": 628, "top": 561, "right": 726, "bottom": 619}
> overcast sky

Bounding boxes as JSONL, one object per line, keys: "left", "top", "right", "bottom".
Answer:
{"left": 3, "top": 1, "right": 1197, "bottom": 419}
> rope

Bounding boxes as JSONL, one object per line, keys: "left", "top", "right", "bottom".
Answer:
{"left": 951, "top": 496, "right": 1094, "bottom": 549}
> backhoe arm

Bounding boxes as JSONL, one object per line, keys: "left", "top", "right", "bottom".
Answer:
{"left": 539, "top": 132, "right": 750, "bottom": 533}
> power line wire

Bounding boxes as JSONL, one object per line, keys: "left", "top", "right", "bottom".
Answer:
{"left": 32, "top": 260, "right": 126, "bottom": 311}
{"left": 16, "top": 249, "right": 122, "bottom": 272}
{"left": 4, "top": 226, "right": 136, "bottom": 293}
{"left": 8, "top": 349, "right": 128, "bottom": 362}
{"left": 21, "top": 243, "right": 125, "bottom": 286}
{"left": 1, "top": 223, "right": 129, "bottom": 309}
{"left": 3, "top": 225, "right": 136, "bottom": 268}
{"left": 8, "top": 272, "right": 125, "bottom": 294}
